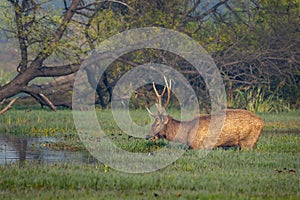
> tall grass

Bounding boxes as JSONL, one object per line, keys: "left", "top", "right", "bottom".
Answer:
{"left": 227, "top": 86, "right": 291, "bottom": 113}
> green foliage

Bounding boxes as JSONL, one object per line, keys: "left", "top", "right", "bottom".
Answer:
{"left": 85, "top": 9, "right": 127, "bottom": 47}
{"left": 227, "top": 86, "right": 291, "bottom": 113}
{"left": 0, "top": 2, "right": 14, "bottom": 31}
{"left": 0, "top": 109, "right": 76, "bottom": 137}
{"left": 1, "top": 1, "right": 59, "bottom": 58}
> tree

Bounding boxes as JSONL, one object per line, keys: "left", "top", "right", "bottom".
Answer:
{"left": 0, "top": 0, "right": 83, "bottom": 113}
{"left": 0, "top": 0, "right": 258, "bottom": 112}
{"left": 209, "top": 0, "right": 300, "bottom": 110}
{"left": 2, "top": 0, "right": 297, "bottom": 114}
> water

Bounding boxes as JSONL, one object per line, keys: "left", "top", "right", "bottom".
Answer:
{"left": 0, "top": 135, "right": 97, "bottom": 165}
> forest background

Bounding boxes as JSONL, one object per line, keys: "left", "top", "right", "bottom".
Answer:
{"left": 0, "top": 0, "right": 299, "bottom": 113}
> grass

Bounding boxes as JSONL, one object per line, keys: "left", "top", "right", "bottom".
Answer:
{"left": 0, "top": 151, "right": 299, "bottom": 199}
{"left": 0, "top": 108, "right": 299, "bottom": 199}
{"left": 227, "top": 86, "right": 292, "bottom": 113}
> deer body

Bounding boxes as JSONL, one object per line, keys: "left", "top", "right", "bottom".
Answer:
{"left": 148, "top": 109, "right": 264, "bottom": 150}
{"left": 146, "top": 77, "right": 264, "bottom": 150}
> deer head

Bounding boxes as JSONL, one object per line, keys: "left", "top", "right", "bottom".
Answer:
{"left": 146, "top": 77, "right": 171, "bottom": 142}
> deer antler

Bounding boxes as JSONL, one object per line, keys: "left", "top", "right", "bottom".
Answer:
{"left": 151, "top": 76, "right": 171, "bottom": 114}
{"left": 146, "top": 107, "right": 156, "bottom": 117}
{"left": 163, "top": 76, "right": 171, "bottom": 111}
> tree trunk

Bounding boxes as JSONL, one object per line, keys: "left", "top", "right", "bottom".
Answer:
{"left": 19, "top": 74, "right": 76, "bottom": 108}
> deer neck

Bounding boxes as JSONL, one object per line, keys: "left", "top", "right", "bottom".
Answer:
{"left": 165, "top": 116, "right": 183, "bottom": 140}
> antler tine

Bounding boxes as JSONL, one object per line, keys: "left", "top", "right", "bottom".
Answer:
{"left": 152, "top": 82, "right": 163, "bottom": 113}
{"left": 151, "top": 77, "right": 172, "bottom": 114}
{"left": 152, "top": 82, "right": 160, "bottom": 103}
{"left": 163, "top": 76, "right": 171, "bottom": 110}
{"left": 146, "top": 107, "right": 156, "bottom": 117}
{"left": 152, "top": 82, "right": 167, "bottom": 105}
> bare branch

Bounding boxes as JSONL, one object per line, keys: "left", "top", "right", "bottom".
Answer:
{"left": 0, "top": 98, "right": 18, "bottom": 115}
{"left": 177, "top": 0, "right": 202, "bottom": 29}
{"left": 190, "top": 0, "right": 229, "bottom": 21}
{"left": 33, "top": 0, "right": 82, "bottom": 64}
{"left": 76, "top": 0, "right": 134, "bottom": 11}
{"left": 22, "top": 86, "right": 57, "bottom": 111}
{"left": 37, "top": 63, "right": 81, "bottom": 77}
{"left": 38, "top": 93, "right": 57, "bottom": 111}
{"left": 224, "top": 2, "right": 249, "bottom": 26}
{"left": 0, "top": 98, "right": 6, "bottom": 104}
{"left": 187, "top": 0, "right": 202, "bottom": 14}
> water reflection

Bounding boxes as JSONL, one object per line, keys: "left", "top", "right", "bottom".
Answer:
{"left": 0, "top": 135, "right": 96, "bottom": 165}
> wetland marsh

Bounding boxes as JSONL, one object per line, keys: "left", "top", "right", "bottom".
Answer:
{"left": 0, "top": 109, "right": 299, "bottom": 199}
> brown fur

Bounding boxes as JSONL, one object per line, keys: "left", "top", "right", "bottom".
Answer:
{"left": 146, "top": 109, "right": 264, "bottom": 150}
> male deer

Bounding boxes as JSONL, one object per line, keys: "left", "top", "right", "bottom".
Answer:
{"left": 146, "top": 77, "right": 264, "bottom": 150}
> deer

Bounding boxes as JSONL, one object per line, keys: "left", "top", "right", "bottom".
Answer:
{"left": 146, "top": 77, "right": 264, "bottom": 150}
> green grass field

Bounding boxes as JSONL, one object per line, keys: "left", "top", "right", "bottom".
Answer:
{"left": 0, "top": 109, "right": 299, "bottom": 199}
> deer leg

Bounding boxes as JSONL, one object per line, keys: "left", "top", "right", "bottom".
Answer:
{"left": 239, "top": 135, "right": 259, "bottom": 150}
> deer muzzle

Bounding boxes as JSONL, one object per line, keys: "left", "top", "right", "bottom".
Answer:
{"left": 145, "top": 134, "right": 152, "bottom": 140}
{"left": 145, "top": 133, "right": 159, "bottom": 142}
